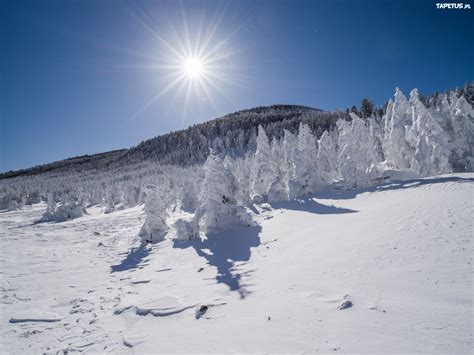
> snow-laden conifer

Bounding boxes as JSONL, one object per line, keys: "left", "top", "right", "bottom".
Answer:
{"left": 40, "top": 192, "right": 57, "bottom": 222}
{"left": 337, "top": 113, "right": 379, "bottom": 187}
{"left": 407, "top": 89, "right": 453, "bottom": 176}
{"left": 250, "top": 126, "right": 276, "bottom": 202}
{"left": 267, "top": 137, "right": 289, "bottom": 202}
{"left": 447, "top": 95, "right": 474, "bottom": 171}
{"left": 199, "top": 151, "right": 253, "bottom": 234}
{"left": 383, "top": 88, "right": 414, "bottom": 169}
{"left": 139, "top": 184, "right": 169, "bottom": 243}
{"left": 316, "top": 129, "right": 338, "bottom": 185}
{"left": 288, "top": 123, "right": 319, "bottom": 198}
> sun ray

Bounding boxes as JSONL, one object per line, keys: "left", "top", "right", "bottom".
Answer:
{"left": 181, "top": 78, "right": 194, "bottom": 127}
{"left": 200, "top": 74, "right": 233, "bottom": 104}
{"left": 196, "top": 76, "right": 218, "bottom": 114}
{"left": 196, "top": 1, "right": 230, "bottom": 59}
{"left": 131, "top": 72, "right": 187, "bottom": 119}
{"left": 127, "top": 2, "right": 241, "bottom": 120}
{"left": 179, "top": 2, "right": 194, "bottom": 59}
{"left": 131, "top": 11, "right": 187, "bottom": 63}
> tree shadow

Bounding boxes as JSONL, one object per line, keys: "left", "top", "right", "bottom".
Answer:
{"left": 111, "top": 243, "right": 151, "bottom": 272}
{"left": 174, "top": 225, "right": 261, "bottom": 298}
{"left": 269, "top": 198, "right": 357, "bottom": 214}
{"left": 314, "top": 176, "right": 474, "bottom": 201}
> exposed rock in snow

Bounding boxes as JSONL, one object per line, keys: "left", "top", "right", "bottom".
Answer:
{"left": 338, "top": 300, "right": 353, "bottom": 310}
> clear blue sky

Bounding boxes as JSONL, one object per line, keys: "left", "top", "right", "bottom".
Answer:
{"left": 1, "top": 0, "right": 472, "bottom": 172}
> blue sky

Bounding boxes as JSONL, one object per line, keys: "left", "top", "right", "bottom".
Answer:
{"left": 1, "top": 0, "right": 473, "bottom": 172}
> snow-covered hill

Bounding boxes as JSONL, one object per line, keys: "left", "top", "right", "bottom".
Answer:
{"left": 0, "top": 104, "right": 326, "bottom": 180}
{"left": 1, "top": 174, "right": 472, "bottom": 353}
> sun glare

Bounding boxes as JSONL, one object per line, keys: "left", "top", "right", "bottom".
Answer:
{"left": 128, "top": 7, "right": 240, "bottom": 122}
{"left": 183, "top": 57, "right": 203, "bottom": 78}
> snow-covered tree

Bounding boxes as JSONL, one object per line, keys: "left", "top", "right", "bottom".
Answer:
{"left": 104, "top": 187, "right": 123, "bottom": 214}
{"left": 267, "top": 137, "right": 289, "bottom": 202}
{"left": 287, "top": 123, "right": 319, "bottom": 198}
{"left": 179, "top": 180, "right": 199, "bottom": 212}
{"left": 369, "top": 117, "right": 385, "bottom": 162}
{"left": 46, "top": 198, "right": 85, "bottom": 222}
{"left": 407, "top": 89, "right": 453, "bottom": 176}
{"left": 173, "top": 216, "right": 199, "bottom": 241}
{"left": 281, "top": 129, "right": 297, "bottom": 190}
{"left": 250, "top": 125, "right": 276, "bottom": 203}
{"left": 139, "top": 184, "right": 169, "bottom": 243}
{"left": 0, "top": 84, "right": 472, "bottom": 223}
{"left": 447, "top": 95, "right": 474, "bottom": 171}
{"left": 40, "top": 192, "right": 57, "bottom": 222}
{"left": 124, "top": 185, "right": 140, "bottom": 207}
{"left": 382, "top": 88, "right": 415, "bottom": 169}
{"left": 337, "top": 113, "right": 379, "bottom": 187}
{"left": 199, "top": 152, "right": 253, "bottom": 234}
{"left": 316, "top": 128, "right": 338, "bottom": 185}
{"left": 228, "top": 155, "right": 253, "bottom": 206}
{"left": 7, "top": 200, "right": 18, "bottom": 211}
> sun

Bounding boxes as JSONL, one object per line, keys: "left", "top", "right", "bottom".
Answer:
{"left": 183, "top": 57, "right": 204, "bottom": 78}
{"left": 128, "top": 6, "right": 240, "bottom": 122}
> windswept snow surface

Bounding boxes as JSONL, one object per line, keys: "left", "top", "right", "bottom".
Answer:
{"left": 0, "top": 174, "right": 472, "bottom": 353}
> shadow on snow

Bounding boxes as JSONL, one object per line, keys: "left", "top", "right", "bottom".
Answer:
{"left": 110, "top": 243, "right": 151, "bottom": 272}
{"left": 314, "top": 176, "right": 474, "bottom": 201}
{"left": 269, "top": 198, "right": 357, "bottom": 214}
{"left": 174, "top": 225, "right": 261, "bottom": 299}
{"left": 110, "top": 176, "right": 474, "bottom": 293}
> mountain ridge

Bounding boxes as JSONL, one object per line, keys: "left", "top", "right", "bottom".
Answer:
{"left": 0, "top": 104, "right": 325, "bottom": 179}
{"left": 2, "top": 82, "right": 472, "bottom": 180}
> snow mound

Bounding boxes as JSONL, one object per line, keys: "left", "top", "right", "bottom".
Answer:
{"left": 9, "top": 310, "right": 62, "bottom": 323}
{"left": 114, "top": 296, "right": 195, "bottom": 317}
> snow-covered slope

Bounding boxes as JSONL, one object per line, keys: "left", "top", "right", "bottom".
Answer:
{"left": 1, "top": 174, "right": 472, "bottom": 353}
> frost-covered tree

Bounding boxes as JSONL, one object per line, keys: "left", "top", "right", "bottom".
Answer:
{"left": 104, "top": 187, "right": 123, "bottom": 214}
{"left": 25, "top": 190, "right": 42, "bottom": 205}
{"left": 7, "top": 200, "right": 18, "bottom": 211}
{"left": 45, "top": 197, "right": 85, "bottom": 222}
{"left": 267, "top": 137, "right": 289, "bottom": 202}
{"left": 287, "top": 123, "right": 319, "bottom": 198}
{"left": 173, "top": 216, "right": 200, "bottom": 241}
{"left": 179, "top": 180, "right": 199, "bottom": 212}
{"left": 40, "top": 192, "right": 57, "bottom": 222}
{"left": 337, "top": 113, "right": 379, "bottom": 187}
{"left": 282, "top": 129, "right": 297, "bottom": 189}
{"left": 89, "top": 189, "right": 104, "bottom": 206}
{"left": 0, "top": 84, "right": 472, "bottom": 220}
{"left": 199, "top": 152, "right": 253, "bottom": 234}
{"left": 139, "top": 184, "right": 169, "bottom": 243}
{"left": 406, "top": 89, "right": 453, "bottom": 176}
{"left": 228, "top": 155, "right": 253, "bottom": 206}
{"left": 316, "top": 128, "right": 338, "bottom": 185}
{"left": 369, "top": 118, "right": 385, "bottom": 162}
{"left": 124, "top": 185, "right": 140, "bottom": 207}
{"left": 447, "top": 95, "right": 474, "bottom": 171}
{"left": 382, "top": 88, "right": 415, "bottom": 169}
{"left": 250, "top": 125, "right": 276, "bottom": 203}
